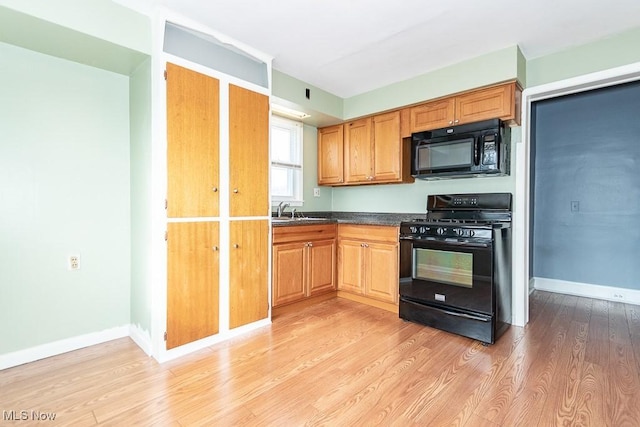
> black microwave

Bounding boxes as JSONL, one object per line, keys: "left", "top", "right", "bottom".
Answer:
{"left": 411, "top": 119, "right": 509, "bottom": 179}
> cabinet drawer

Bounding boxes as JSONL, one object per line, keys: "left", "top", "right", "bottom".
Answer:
{"left": 273, "top": 224, "right": 337, "bottom": 244}
{"left": 337, "top": 224, "right": 398, "bottom": 243}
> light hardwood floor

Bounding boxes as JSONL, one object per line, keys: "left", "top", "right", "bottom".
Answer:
{"left": 1, "top": 291, "right": 639, "bottom": 426}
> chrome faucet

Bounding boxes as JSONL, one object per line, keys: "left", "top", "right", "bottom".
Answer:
{"left": 277, "top": 201, "right": 290, "bottom": 217}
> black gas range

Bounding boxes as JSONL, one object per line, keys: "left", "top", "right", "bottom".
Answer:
{"left": 399, "top": 193, "right": 512, "bottom": 344}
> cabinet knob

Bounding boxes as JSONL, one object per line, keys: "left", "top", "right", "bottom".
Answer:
{"left": 233, "top": 188, "right": 239, "bottom": 193}
{"left": 233, "top": 244, "right": 239, "bottom": 249}
{"left": 454, "top": 119, "right": 459, "bottom": 124}
{"left": 212, "top": 246, "right": 218, "bottom": 251}
{"left": 212, "top": 187, "right": 218, "bottom": 192}
{"left": 308, "top": 242, "right": 313, "bottom": 247}
{"left": 449, "top": 120, "right": 453, "bottom": 125}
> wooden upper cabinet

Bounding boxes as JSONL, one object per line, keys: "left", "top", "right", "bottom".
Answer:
{"left": 372, "top": 111, "right": 402, "bottom": 182}
{"left": 410, "top": 98, "right": 456, "bottom": 133}
{"left": 344, "top": 117, "right": 373, "bottom": 183}
{"left": 318, "top": 111, "right": 412, "bottom": 186}
{"left": 229, "top": 84, "right": 269, "bottom": 217}
{"left": 317, "top": 124, "right": 344, "bottom": 185}
{"left": 166, "top": 62, "right": 220, "bottom": 218}
{"left": 318, "top": 81, "right": 520, "bottom": 186}
{"left": 399, "top": 108, "right": 412, "bottom": 138}
{"left": 455, "top": 83, "right": 518, "bottom": 125}
{"left": 410, "top": 81, "right": 522, "bottom": 133}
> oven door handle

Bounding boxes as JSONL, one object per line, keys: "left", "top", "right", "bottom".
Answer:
{"left": 402, "top": 298, "right": 491, "bottom": 322}
{"left": 400, "top": 236, "right": 490, "bottom": 249}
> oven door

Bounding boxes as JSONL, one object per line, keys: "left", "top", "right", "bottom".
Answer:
{"left": 399, "top": 237, "right": 494, "bottom": 314}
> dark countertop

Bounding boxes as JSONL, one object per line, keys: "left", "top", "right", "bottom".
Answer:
{"left": 271, "top": 211, "right": 424, "bottom": 227}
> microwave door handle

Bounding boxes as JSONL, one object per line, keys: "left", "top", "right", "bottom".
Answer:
{"left": 473, "top": 137, "right": 481, "bottom": 166}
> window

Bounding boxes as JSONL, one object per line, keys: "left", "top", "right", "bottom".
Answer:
{"left": 271, "top": 115, "right": 303, "bottom": 205}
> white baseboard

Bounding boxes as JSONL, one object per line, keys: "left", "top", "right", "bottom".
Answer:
{"left": 0, "top": 326, "right": 129, "bottom": 371}
{"left": 155, "top": 318, "right": 272, "bottom": 363}
{"left": 1, "top": 318, "right": 273, "bottom": 370}
{"left": 532, "top": 277, "right": 640, "bottom": 305}
{"left": 129, "top": 324, "right": 152, "bottom": 356}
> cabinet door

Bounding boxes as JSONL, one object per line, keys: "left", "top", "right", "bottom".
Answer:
{"left": 166, "top": 221, "right": 219, "bottom": 349}
{"left": 410, "top": 98, "right": 455, "bottom": 133}
{"left": 455, "top": 83, "right": 515, "bottom": 125}
{"left": 166, "top": 62, "right": 219, "bottom": 218}
{"left": 229, "top": 84, "right": 269, "bottom": 217}
{"left": 272, "top": 242, "right": 306, "bottom": 307}
{"left": 344, "top": 117, "right": 373, "bottom": 183}
{"left": 317, "top": 125, "right": 344, "bottom": 185}
{"left": 308, "top": 239, "right": 336, "bottom": 296}
{"left": 229, "top": 220, "right": 269, "bottom": 328}
{"left": 337, "top": 239, "right": 364, "bottom": 294}
{"left": 372, "top": 111, "right": 401, "bottom": 182}
{"left": 365, "top": 241, "right": 399, "bottom": 304}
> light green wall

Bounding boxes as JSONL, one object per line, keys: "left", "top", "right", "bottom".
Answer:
{"left": 277, "top": 27, "right": 640, "bottom": 214}
{"left": 0, "top": 0, "right": 150, "bottom": 54}
{"left": 0, "top": 42, "right": 131, "bottom": 353}
{"left": 129, "top": 58, "right": 152, "bottom": 336}
{"left": 527, "top": 27, "right": 640, "bottom": 87}
{"left": 274, "top": 46, "right": 527, "bottom": 213}
{"left": 343, "top": 45, "right": 525, "bottom": 119}
{"left": 299, "top": 124, "right": 333, "bottom": 211}
{"left": 0, "top": 2, "right": 149, "bottom": 76}
{"left": 272, "top": 70, "right": 344, "bottom": 128}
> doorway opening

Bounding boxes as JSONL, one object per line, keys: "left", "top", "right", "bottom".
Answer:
{"left": 513, "top": 62, "right": 640, "bottom": 327}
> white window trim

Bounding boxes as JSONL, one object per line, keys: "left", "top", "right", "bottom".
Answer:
{"left": 270, "top": 114, "right": 304, "bottom": 206}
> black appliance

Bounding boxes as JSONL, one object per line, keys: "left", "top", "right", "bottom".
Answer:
{"left": 399, "top": 193, "right": 512, "bottom": 344}
{"left": 411, "top": 119, "right": 509, "bottom": 179}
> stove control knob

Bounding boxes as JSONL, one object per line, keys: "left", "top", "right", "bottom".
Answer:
{"left": 419, "top": 226, "right": 428, "bottom": 234}
{"left": 410, "top": 226, "right": 417, "bottom": 234}
{"left": 468, "top": 229, "right": 475, "bottom": 237}
{"left": 436, "top": 227, "right": 446, "bottom": 235}
{"left": 454, "top": 228, "right": 463, "bottom": 236}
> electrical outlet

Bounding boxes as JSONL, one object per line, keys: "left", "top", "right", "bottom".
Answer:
{"left": 570, "top": 201, "right": 580, "bottom": 212}
{"left": 313, "top": 187, "right": 321, "bottom": 197}
{"left": 68, "top": 255, "right": 80, "bottom": 271}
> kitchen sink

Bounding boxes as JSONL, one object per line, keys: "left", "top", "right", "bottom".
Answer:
{"left": 272, "top": 217, "right": 329, "bottom": 223}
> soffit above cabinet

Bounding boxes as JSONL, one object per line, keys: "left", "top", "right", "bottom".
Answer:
{"left": 0, "top": 5, "right": 149, "bottom": 76}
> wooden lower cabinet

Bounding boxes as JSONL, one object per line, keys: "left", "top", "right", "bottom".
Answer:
{"left": 229, "top": 220, "right": 269, "bottom": 329}
{"left": 337, "top": 224, "right": 399, "bottom": 305}
{"left": 272, "top": 224, "right": 337, "bottom": 308}
{"left": 166, "top": 221, "right": 220, "bottom": 350}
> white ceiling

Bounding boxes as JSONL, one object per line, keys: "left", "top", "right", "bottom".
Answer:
{"left": 116, "top": 0, "right": 640, "bottom": 98}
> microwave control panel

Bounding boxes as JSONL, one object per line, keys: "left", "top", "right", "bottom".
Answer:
{"left": 481, "top": 133, "right": 498, "bottom": 168}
